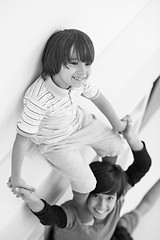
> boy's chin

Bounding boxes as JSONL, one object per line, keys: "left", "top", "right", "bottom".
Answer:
{"left": 94, "top": 213, "right": 109, "bottom": 221}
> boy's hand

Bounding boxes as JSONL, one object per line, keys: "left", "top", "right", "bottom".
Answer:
{"left": 9, "top": 187, "right": 45, "bottom": 212}
{"left": 119, "top": 114, "right": 132, "bottom": 133}
{"left": 121, "top": 116, "right": 137, "bottom": 142}
{"left": 13, "top": 187, "right": 39, "bottom": 202}
{"left": 7, "top": 177, "right": 36, "bottom": 197}
{"left": 121, "top": 118, "right": 133, "bottom": 140}
{"left": 121, "top": 116, "right": 143, "bottom": 151}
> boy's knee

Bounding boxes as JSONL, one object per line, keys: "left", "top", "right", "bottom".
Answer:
{"left": 108, "top": 134, "right": 124, "bottom": 156}
{"left": 71, "top": 176, "right": 97, "bottom": 194}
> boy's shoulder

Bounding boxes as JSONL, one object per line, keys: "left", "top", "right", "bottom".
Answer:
{"left": 26, "top": 76, "right": 44, "bottom": 92}
{"left": 61, "top": 200, "right": 78, "bottom": 228}
{"left": 61, "top": 200, "right": 75, "bottom": 212}
{"left": 24, "top": 77, "right": 49, "bottom": 103}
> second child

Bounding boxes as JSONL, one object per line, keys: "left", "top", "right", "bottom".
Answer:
{"left": 9, "top": 121, "right": 152, "bottom": 240}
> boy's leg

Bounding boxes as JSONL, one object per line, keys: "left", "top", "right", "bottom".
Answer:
{"left": 43, "top": 149, "right": 96, "bottom": 225}
{"left": 87, "top": 119, "right": 123, "bottom": 161}
{"left": 64, "top": 113, "right": 123, "bottom": 163}
{"left": 73, "top": 191, "right": 94, "bottom": 225}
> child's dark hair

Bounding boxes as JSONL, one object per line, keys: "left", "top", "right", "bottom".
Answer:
{"left": 41, "top": 29, "right": 95, "bottom": 79}
{"left": 90, "top": 161, "right": 127, "bottom": 199}
{"left": 111, "top": 225, "right": 133, "bottom": 240}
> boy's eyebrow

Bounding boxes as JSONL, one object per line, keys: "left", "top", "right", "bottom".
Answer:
{"left": 69, "top": 57, "right": 78, "bottom": 61}
{"left": 102, "top": 192, "right": 116, "bottom": 196}
{"left": 68, "top": 57, "right": 79, "bottom": 63}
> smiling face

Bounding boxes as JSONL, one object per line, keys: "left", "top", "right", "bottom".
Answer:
{"left": 53, "top": 47, "right": 92, "bottom": 89}
{"left": 87, "top": 193, "right": 117, "bottom": 221}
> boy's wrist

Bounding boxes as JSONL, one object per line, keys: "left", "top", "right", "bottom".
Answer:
{"left": 118, "top": 121, "right": 127, "bottom": 133}
{"left": 127, "top": 138, "right": 143, "bottom": 151}
{"left": 11, "top": 176, "right": 21, "bottom": 185}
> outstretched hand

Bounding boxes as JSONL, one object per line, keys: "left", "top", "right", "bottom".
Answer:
{"left": 12, "top": 187, "right": 39, "bottom": 202}
{"left": 8, "top": 185, "right": 44, "bottom": 212}
{"left": 7, "top": 177, "right": 36, "bottom": 197}
{"left": 121, "top": 115, "right": 143, "bottom": 151}
{"left": 7, "top": 183, "right": 45, "bottom": 212}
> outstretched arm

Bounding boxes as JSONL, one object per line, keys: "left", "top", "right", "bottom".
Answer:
{"left": 136, "top": 178, "right": 160, "bottom": 216}
{"left": 10, "top": 187, "right": 67, "bottom": 227}
{"left": 122, "top": 120, "right": 143, "bottom": 151}
{"left": 91, "top": 92, "right": 127, "bottom": 132}
{"left": 122, "top": 121, "right": 151, "bottom": 187}
{"left": 15, "top": 187, "right": 45, "bottom": 212}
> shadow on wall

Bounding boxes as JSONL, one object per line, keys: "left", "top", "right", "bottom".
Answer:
{"left": 141, "top": 76, "right": 160, "bottom": 129}
{"left": 0, "top": 52, "right": 42, "bottom": 163}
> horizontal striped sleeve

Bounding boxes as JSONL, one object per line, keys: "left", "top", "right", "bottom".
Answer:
{"left": 17, "top": 97, "right": 46, "bottom": 137}
{"left": 82, "top": 79, "right": 99, "bottom": 99}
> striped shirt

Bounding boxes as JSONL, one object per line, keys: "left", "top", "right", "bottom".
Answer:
{"left": 17, "top": 76, "right": 99, "bottom": 145}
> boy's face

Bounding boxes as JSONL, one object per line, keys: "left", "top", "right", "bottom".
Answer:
{"left": 53, "top": 47, "right": 92, "bottom": 89}
{"left": 87, "top": 193, "right": 117, "bottom": 221}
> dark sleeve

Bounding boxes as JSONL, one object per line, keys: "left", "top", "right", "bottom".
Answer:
{"left": 31, "top": 200, "right": 67, "bottom": 228}
{"left": 125, "top": 141, "right": 152, "bottom": 186}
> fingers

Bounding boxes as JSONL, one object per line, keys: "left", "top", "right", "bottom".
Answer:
{"left": 121, "top": 114, "right": 132, "bottom": 123}
{"left": 15, "top": 187, "right": 26, "bottom": 195}
{"left": 7, "top": 177, "right": 17, "bottom": 195}
{"left": 10, "top": 187, "right": 22, "bottom": 198}
{"left": 11, "top": 187, "right": 31, "bottom": 198}
{"left": 7, "top": 177, "right": 36, "bottom": 191}
{"left": 7, "top": 177, "right": 35, "bottom": 198}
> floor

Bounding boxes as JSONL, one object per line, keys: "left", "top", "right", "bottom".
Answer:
{"left": 121, "top": 107, "right": 160, "bottom": 240}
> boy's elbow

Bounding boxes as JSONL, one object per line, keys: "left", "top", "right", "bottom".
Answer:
{"left": 146, "top": 157, "right": 152, "bottom": 172}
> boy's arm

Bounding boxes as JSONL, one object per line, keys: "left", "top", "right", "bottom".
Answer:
{"left": 11, "top": 133, "right": 35, "bottom": 191}
{"left": 16, "top": 188, "right": 45, "bottom": 212}
{"left": 125, "top": 142, "right": 151, "bottom": 187}
{"left": 122, "top": 121, "right": 143, "bottom": 151}
{"left": 13, "top": 188, "right": 67, "bottom": 227}
{"left": 91, "top": 92, "right": 127, "bottom": 132}
{"left": 122, "top": 122, "right": 152, "bottom": 187}
{"left": 136, "top": 178, "right": 160, "bottom": 216}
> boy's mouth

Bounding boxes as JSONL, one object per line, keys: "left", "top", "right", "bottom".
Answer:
{"left": 72, "top": 76, "right": 85, "bottom": 81}
{"left": 94, "top": 208, "right": 108, "bottom": 214}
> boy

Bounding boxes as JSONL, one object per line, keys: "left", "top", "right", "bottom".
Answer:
{"left": 9, "top": 121, "right": 152, "bottom": 240}
{"left": 10, "top": 29, "right": 128, "bottom": 224}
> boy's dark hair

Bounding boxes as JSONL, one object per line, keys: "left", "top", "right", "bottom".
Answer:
{"left": 41, "top": 29, "right": 95, "bottom": 79}
{"left": 111, "top": 225, "right": 133, "bottom": 240}
{"left": 90, "top": 161, "right": 127, "bottom": 199}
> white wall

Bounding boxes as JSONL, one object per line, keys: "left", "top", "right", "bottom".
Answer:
{"left": 0, "top": 0, "right": 160, "bottom": 239}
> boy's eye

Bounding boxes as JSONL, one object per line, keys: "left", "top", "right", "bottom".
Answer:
{"left": 69, "top": 60, "right": 78, "bottom": 65}
{"left": 85, "top": 62, "right": 92, "bottom": 66}
{"left": 107, "top": 195, "right": 116, "bottom": 201}
{"left": 108, "top": 196, "right": 113, "bottom": 200}
{"left": 94, "top": 194, "right": 100, "bottom": 199}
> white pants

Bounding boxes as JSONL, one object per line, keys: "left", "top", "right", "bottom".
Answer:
{"left": 40, "top": 112, "right": 123, "bottom": 193}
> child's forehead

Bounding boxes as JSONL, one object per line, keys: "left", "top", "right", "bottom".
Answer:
{"left": 69, "top": 46, "right": 78, "bottom": 59}
{"left": 96, "top": 192, "right": 117, "bottom": 197}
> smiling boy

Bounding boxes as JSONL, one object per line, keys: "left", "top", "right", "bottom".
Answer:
{"left": 10, "top": 29, "right": 129, "bottom": 225}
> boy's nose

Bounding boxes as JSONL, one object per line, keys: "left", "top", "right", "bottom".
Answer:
{"left": 77, "top": 63, "right": 86, "bottom": 74}
{"left": 98, "top": 199, "right": 107, "bottom": 210}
